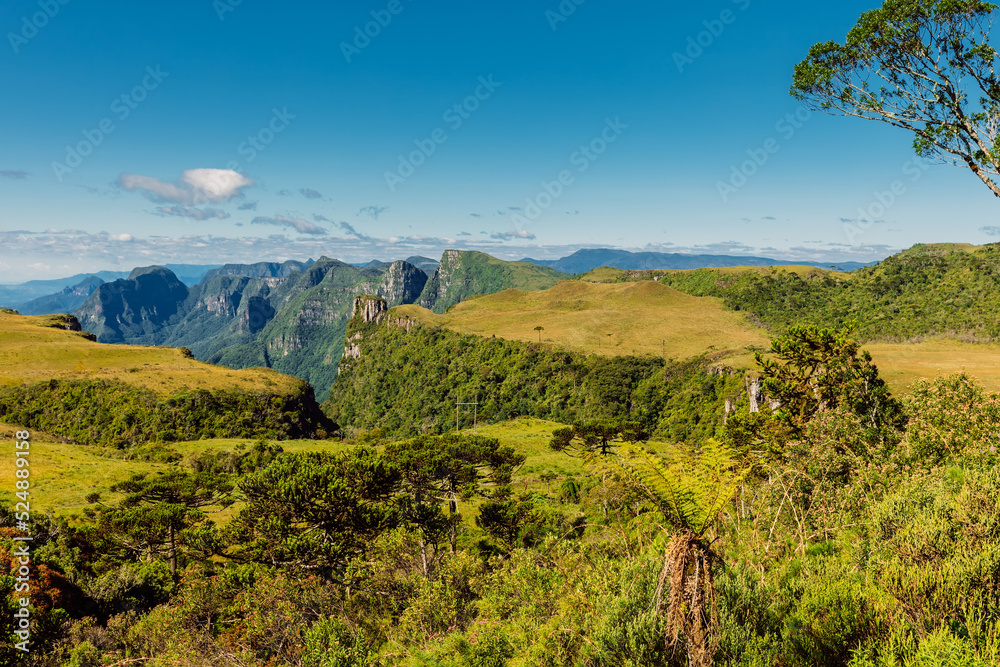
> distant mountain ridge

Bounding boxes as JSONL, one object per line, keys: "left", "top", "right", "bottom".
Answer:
{"left": 72, "top": 251, "right": 552, "bottom": 400}
{"left": 521, "top": 249, "right": 874, "bottom": 274}
{"left": 0, "top": 264, "right": 219, "bottom": 310}
{"left": 18, "top": 276, "right": 106, "bottom": 316}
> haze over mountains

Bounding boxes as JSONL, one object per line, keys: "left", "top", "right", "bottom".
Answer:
{"left": 1, "top": 248, "right": 874, "bottom": 314}
{"left": 0, "top": 247, "right": 881, "bottom": 402}
{"left": 520, "top": 249, "right": 874, "bottom": 274}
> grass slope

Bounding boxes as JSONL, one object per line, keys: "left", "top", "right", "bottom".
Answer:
{"left": 396, "top": 279, "right": 770, "bottom": 365}
{"left": 867, "top": 339, "right": 1000, "bottom": 393}
{"left": 0, "top": 311, "right": 299, "bottom": 395}
{"left": 0, "top": 424, "right": 348, "bottom": 517}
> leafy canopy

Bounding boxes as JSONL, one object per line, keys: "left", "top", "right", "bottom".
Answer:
{"left": 792, "top": 0, "right": 1000, "bottom": 197}
{"left": 755, "top": 325, "right": 905, "bottom": 436}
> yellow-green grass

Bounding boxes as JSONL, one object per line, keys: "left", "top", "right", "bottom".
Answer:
{"left": 679, "top": 265, "right": 846, "bottom": 279}
{"left": 393, "top": 280, "right": 770, "bottom": 364}
{"left": 867, "top": 338, "right": 1000, "bottom": 393}
{"left": 0, "top": 424, "right": 349, "bottom": 519}
{"left": 0, "top": 311, "right": 300, "bottom": 395}
{"left": 574, "top": 266, "right": 627, "bottom": 282}
{"left": 575, "top": 265, "right": 847, "bottom": 282}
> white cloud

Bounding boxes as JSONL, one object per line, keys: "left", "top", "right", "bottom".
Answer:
{"left": 119, "top": 169, "right": 254, "bottom": 205}
{"left": 0, "top": 229, "right": 899, "bottom": 283}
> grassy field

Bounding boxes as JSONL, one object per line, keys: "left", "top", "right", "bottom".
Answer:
{"left": 867, "top": 339, "right": 1000, "bottom": 393}
{"left": 394, "top": 280, "right": 770, "bottom": 365}
{"left": 575, "top": 265, "right": 848, "bottom": 282}
{"left": 0, "top": 417, "right": 625, "bottom": 517}
{"left": 0, "top": 311, "right": 301, "bottom": 395}
{"left": 0, "top": 423, "right": 350, "bottom": 518}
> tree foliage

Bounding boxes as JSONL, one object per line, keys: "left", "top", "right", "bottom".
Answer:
{"left": 792, "top": 0, "right": 1000, "bottom": 197}
{"left": 755, "top": 324, "right": 905, "bottom": 437}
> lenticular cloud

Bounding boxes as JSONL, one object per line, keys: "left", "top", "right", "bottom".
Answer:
{"left": 119, "top": 168, "right": 254, "bottom": 205}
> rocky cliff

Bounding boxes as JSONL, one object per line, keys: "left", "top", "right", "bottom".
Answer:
{"left": 76, "top": 267, "right": 189, "bottom": 344}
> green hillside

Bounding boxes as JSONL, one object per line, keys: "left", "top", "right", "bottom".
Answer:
{"left": 0, "top": 311, "right": 298, "bottom": 395}
{"left": 417, "top": 250, "right": 569, "bottom": 313}
{"left": 397, "top": 279, "right": 769, "bottom": 364}
{"left": 0, "top": 311, "right": 333, "bottom": 446}
{"left": 326, "top": 300, "right": 744, "bottom": 443}
{"left": 623, "top": 243, "right": 1000, "bottom": 342}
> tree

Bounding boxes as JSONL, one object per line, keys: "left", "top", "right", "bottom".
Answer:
{"left": 534, "top": 325, "right": 544, "bottom": 342}
{"left": 792, "top": 0, "right": 1000, "bottom": 197}
{"left": 551, "top": 420, "right": 650, "bottom": 516}
{"left": 754, "top": 325, "right": 905, "bottom": 438}
{"left": 224, "top": 449, "right": 401, "bottom": 580}
{"left": 579, "top": 439, "right": 754, "bottom": 667}
{"left": 87, "top": 469, "right": 233, "bottom": 576}
{"left": 385, "top": 433, "right": 525, "bottom": 557}
{"left": 550, "top": 420, "right": 650, "bottom": 457}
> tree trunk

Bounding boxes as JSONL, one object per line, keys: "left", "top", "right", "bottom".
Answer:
{"left": 168, "top": 523, "right": 177, "bottom": 576}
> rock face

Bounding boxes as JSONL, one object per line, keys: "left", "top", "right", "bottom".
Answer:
{"left": 378, "top": 261, "right": 428, "bottom": 305}
{"left": 354, "top": 295, "right": 389, "bottom": 324}
{"left": 76, "top": 266, "right": 189, "bottom": 344}
{"left": 746, "top": 376, "right": 780, "bottom": 413}
{"left": 204, "top": 260, "right": 313, "bottom": 280}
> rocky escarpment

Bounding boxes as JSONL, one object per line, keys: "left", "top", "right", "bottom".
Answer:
{"left": 379, "top": 261, "right": 428, "bottom": 305}
{"left": 76, "top": 266, "right": 189, "bottom": 344}
{"left": 344, "top": 296, "right": 389, "bottom": 359}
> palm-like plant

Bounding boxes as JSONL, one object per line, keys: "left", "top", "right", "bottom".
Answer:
{"left": 582, "top": 439, "right": 753, "bottom": 667}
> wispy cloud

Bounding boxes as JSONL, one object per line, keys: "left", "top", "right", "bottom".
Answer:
{"left": 0, "top": 230, "right": 898, "bottom": 284}
{"left": 251, "top": 215, "right": 328, "bottom": 235}
{"left": 238, "top": 201, "right": 258, "bottom": 211}
{"left": 300, "top": 188, "right": 322, "bottom": 199}
{"left": 981, "top": 226, "right": 1000, "bottom": 237}
{"left": 155, "top": 206, "right": 230, "bottom": 220}
{"left": 339, "top": 221, "right": 373, "bottom": 241}
{"left": 0, "top": 170, "right": 28, "bottom": 180}
{"left": 119, "top": 169, "right": 254, "bottom": 205}
{"left": 491, "top": 229, "right": 536, "bottom": 241}
{"left": 358, "top": 206, "right": 389, "bottom": 220}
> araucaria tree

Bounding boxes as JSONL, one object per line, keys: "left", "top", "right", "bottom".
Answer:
{"left": 755, "top": 325, "right": 905, "bottom": 439}
{"left": 792, "top": 1, "right": 1000, "bottom": 197}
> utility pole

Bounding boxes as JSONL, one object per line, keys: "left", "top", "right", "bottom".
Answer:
{"left": 456, "top": 399, "right": 479, "bottom": 433}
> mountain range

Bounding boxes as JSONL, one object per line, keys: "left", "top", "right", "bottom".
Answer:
{"left": 520, "top": 248, "right": 874, "bottom": 274}
{"left": 69, "top": 251, "right": 560, "bottom": 400}
{"left": 0, "top": 264, "right": 221, "bottom": 313}
{"left": 2, "top": 247, "right": 881, "bottom": 402}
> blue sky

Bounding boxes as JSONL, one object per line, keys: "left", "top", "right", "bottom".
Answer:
{"left": 0, "top": 0, "right": 997, "bottom": 282}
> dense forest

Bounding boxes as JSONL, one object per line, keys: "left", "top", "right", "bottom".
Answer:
{"left": 639, "top": 244, "right": 1000, "bottom": 341}
{"left": 0, "top": 379, "right": 334, "bottom": 447}
{"left": 3, "top": 320, "right": 1000, "bottom": 665}
{"left": 326, "top": 310, "right": 744, "bottom": 444}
